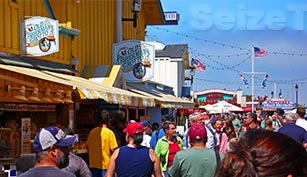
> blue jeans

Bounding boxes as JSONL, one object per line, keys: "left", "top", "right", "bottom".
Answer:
{"left": 163, "top": 168, "right": 169, "bottom": 177}
{"left": 90, "top": 168, "right": 107, "bottom": 177}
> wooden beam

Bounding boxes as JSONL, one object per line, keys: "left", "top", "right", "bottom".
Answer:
{"left": 0, "top": 74, "right": 38, "bottom": 87}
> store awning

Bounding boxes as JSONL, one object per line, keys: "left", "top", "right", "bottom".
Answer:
{"left": 127, "top": 83, "right": 194, "bottom": 108}
{"left": 0, "top": 64, "right": 76, "bottom": 86}
{"left": 0, "top": 55, "right": 78, "bottom": 74}
{"left": 0, "top": 64, "right": 154, "bottom": 107}
{"left": 43, "top": 71, "right": 155, "bottom": 107}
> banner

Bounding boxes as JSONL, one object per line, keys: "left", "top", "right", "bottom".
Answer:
{"left": 240, "top": 73, "right": 249, "bottom": 88}
{"left": 21, "top": 118, "right": 31, "bottom": 154}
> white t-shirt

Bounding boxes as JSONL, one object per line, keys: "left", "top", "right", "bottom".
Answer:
{"left": 141, "top": 134, "right": 151, "bottom": 148}
{"left": 296, "top": 118, "right": 307, "bottom": 131}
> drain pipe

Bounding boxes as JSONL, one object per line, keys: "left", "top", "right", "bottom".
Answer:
{"left": 43, "top": 0, "right": 56, "bottom": 19}
{"left": 117, "top": 0, "right": 122, "bottom": 42}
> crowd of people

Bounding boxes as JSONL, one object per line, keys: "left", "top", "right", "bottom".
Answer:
{"left": 20, "top": 107, "right": 307, "bottom": 177}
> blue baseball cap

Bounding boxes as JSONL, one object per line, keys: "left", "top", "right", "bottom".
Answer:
{"left": 34, "top": 126, "right": 78, "bottom": 152}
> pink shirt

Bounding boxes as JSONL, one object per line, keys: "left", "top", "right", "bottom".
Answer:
{"left": 215, "top": 132, "right": 228, "bottom": 154}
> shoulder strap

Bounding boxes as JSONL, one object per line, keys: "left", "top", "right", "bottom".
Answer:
{"left": 214, "top": 149, "right": 221, "bottom": 164}
{"left": 219, "top": 131, "right": 223, "bottom": 144}
{"left": 185, "top": 128, "right": 190, "bottom": 148}
{"left": 206, "top": 125, "right": 218, "bottom": 146}
{"left": 277, "top": 120, "right": 281, "bottom": 126}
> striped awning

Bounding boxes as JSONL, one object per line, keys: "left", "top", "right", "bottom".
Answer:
{"left": 127, "top": 83, "right": 194, "bottom": 109}
{"left": 44, "top": 71, "right": 155, "bottom": 107}
{"left": 0, "top": 64, "right": 154, "bottom": 107}
{"left": 0, "top": 64, "right": 75, "bottom": 86}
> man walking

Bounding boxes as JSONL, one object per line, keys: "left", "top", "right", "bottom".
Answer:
{"left": 244, "top": 112, "right": 260, "bottom": 130}
{"left": 168, "top": 124, "right": 223, "bottom": 177}
{"left": 61, "top": 128, "right": 92, "bottom": 177}
{"left": 278, "top": 112, "right": 307, "bottom": 148}
{"left": 19, "top": 126, "right": 78, "bottom": 177}
{"left": 86, "top": 110, "right": 118, "bottom": 177}
{"left": 150, "top": 115, "right": 171, "bottom": 150}
{"left": 182, "top": 112, "right": 202, "bottom": 149}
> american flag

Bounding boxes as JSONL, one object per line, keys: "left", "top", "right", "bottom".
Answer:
{"left": 191, "top": 58, "right": 206, "bottom": 71}
{"left": 254, "top": 47, "right": 267, "bottom": 57}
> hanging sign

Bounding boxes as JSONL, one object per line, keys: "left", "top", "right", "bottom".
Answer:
{"left": 164, "top": 12, "right": 179, "bottom": 25}
{"left": 112, "top": 40, "right": 155, "bottom": 83}
{"left": 21, "top": 16, "right": 59, "bottom": 56}
{"left": 261, "top": 99, "right": 295, "bottom": 110}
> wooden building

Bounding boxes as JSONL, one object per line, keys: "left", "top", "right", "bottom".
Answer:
{"left": 0, "top": 0, "right": 166, "bottom": 159}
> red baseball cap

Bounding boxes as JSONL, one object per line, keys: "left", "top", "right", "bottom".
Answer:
{"left": 124, "top": 122, "right": 144, "bottom": 136}
{"left": 189, "top": 124, "right": 207, "bottom": 140}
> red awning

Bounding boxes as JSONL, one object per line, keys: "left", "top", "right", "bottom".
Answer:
{"left": 242, "top": 107, "right": 252, "bottom": 112}
{"left": 178, "top": 107, "right": 206, "bottom": 115}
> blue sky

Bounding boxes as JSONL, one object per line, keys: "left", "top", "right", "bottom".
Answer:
{"left": 146, "top": 0, "right": 307, "bottom": 105}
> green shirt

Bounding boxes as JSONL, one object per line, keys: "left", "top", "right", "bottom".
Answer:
{"left": 168, "top": 147, "right": 223, "bottom": 177}
{"left": 155, "top": 136, "right": 183, "bottom": 171}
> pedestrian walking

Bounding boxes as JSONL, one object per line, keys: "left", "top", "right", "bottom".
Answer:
{"left": 229, "top": 113, "right": 241, "bottom": 134}
{"left": 296, "top": 107, "right": 307, "bottom": 131}
{"left": 271, "top": 115, "right": 282, "bottom": 131}
{"left": 244, "top": 112, "right": 260, "bottom": 130}
{"left": 150, "top": 115, "right": 172, "bottom": 150}
{"left": 168, "top": 124, "right": 223, "bottom": 177}
{"left": 61, "top": 128, "right": 92, "bottom": 177}
{"left": 182, "top": 112, "right": 202, "bottom": 149}
{"left": 141, "top": 120, "right": 153, "bottom": 148}
{"left": 19, "top": 126, "right": 78, "bottom": 177}
{"left": 105, "top": 121, "right": 162, "bottom": 177}
{"left": 278, "top": 112, "right": 307, "bottom": 148}
{"left": 213, "top": 118, "right": 228, "bottom": 154}
{"left": 155, "top": 121, "right": 183, "bottom": 177}
{"left": 86, "top": 110, "right": 118, "bottom": 177}
{"left": 264, "top": 118, "right": 274, "bottom": 131}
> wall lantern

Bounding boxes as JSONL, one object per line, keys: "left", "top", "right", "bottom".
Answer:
{"left": 122, "top": 0, "right": 142, "bottom": 28}
{"left": 189, "top": 66, "right": 195, "bottom": 86}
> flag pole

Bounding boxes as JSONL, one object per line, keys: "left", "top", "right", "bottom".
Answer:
{"left": 242, "top": 47, "right": 267, "bottom": 113}
{"left": 252, "top": 46, "right": 255, "bottom": 113}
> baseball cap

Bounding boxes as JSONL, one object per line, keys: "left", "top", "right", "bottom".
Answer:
{"left": 34, "top": 126, "right": 78, "bottom": 152}
{"left": 124, "top": 122, "right": 144, "bottom": 136}
{"left": 140, "top": 120, "right": 152, "bottom": 127}
{"left": 189, "top": 124, "right": 207, "bottom": 140}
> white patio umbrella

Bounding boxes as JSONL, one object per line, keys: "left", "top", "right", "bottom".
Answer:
{"left": 208, "top": 100, "right": 243, "bottom": 113}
